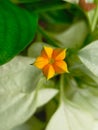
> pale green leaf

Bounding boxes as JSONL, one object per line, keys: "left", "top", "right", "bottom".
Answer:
{"left": 3, "top": 88, "right": 58, "bottom": 130}
{"left": 0, "top": 91, "right": 37, "bottom": 130}
{"left": 0, "top": 56, "right": 40, "bottom": 130}
{"left": 46, "top": 100, "right": 94, "bottom": 130}
{"left": 0, "top": 56, "right": 57, "bottom": 130}
{"left": 55, "top": 21, "right": 88, "bottom": 49}
{"left": 0, "top": 56, "right": 41, "bottom": 93}
{"left": 72, "top": 86, "right": 98, "bottom": 119}
{"left": 93, "top": 121, "right": 98, "bottom": 130}
{"left": 78, "top": 40, "right": 98, "bottom": 77}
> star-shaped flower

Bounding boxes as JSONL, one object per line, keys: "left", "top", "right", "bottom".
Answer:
{"left": 34, "top": 46, "right": 68, "bottom": 80}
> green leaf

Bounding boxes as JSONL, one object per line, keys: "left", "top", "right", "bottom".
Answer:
{"left": 55, "top": 21, "right": 88, "bottom": 49}
{"left": 0, "top": 56, "right": 58, "bottom": 130}
{"left": 46, "top": 100, "right": 94, "bottom": 130}
{"left": 0, "top": 0, "right": 38, "bottom": 65}
{"left": 78, "top": 40, "right": 98, "bottom": 77}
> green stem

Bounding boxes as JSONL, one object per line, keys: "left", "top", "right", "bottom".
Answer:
{"left": 92, "top": 4, "right": 98, "bottom": 31}
{"left": 38, "top": 26, "right": 61, "bottom": 47}
{"left": 60, "top": 74, "right": 65, "bottom": 102}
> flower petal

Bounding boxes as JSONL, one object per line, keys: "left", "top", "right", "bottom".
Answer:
{"left": 34, "top": 56, "right": 49, "bottom": 69}
{"left": 41, "top": 46, "right": 53, "bottom": 59}
{"left": 53, "top": 61, "right": 68, "bottom": 73}
{"left": 52, "top": 49, "right": 66, "bottom": 60}
{"left": 43, "top": 64, "right": 55, "bottom": 80}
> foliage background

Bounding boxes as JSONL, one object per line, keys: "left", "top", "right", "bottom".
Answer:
{"left": 0, "top": 0, "right": 98, "bottom": 130}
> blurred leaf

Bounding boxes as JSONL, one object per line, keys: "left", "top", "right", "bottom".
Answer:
{"left": 46, "top": 100, "right": 94, "bottom": 130}
{"left": 27, "top": 42, "right": 44, "bottom": 58}
{"left": 55, "top": 21, "right": 88, "bottom": 48}
{"left": 0, "top": 0, "right": 38, "bottom": 65}
{"left": 0, "top": 56, "right": 58, "bottom": 130}
{"left": 23, "top": 0, "right": 68, "bottom": 13}
{"left": 27, "top": 42, "right": 52, "bottom": 58}
{"left": 41, "top": 9, "right": 74, "bottom": 24}
{"left": 78, "top": 40, "right": 98, "bottom": 77}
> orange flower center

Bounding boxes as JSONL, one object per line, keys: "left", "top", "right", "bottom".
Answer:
{"left": 49, "top": 58, "right": 55, "bottom": 64}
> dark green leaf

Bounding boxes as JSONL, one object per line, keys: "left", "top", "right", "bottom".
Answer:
{"left": 0, "top": 0, "right": 38, "bottom": 65}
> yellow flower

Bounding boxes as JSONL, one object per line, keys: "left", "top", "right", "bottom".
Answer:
{"left": 34, "top": 46, "right": 68, "bottom": 80}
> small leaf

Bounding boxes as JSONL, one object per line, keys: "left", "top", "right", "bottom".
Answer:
{"left": 78, "top": 40, "right": 98, "bottom": 77}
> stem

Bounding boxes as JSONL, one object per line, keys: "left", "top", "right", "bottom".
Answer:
{"left": 38, "top": 26, "right": 61, "bottom": 47}
{"left": 92, "top": 4, "right": 98, "bottom": 31}
{"left": 60, "top": 74, "right": 65, "bottom": 102}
